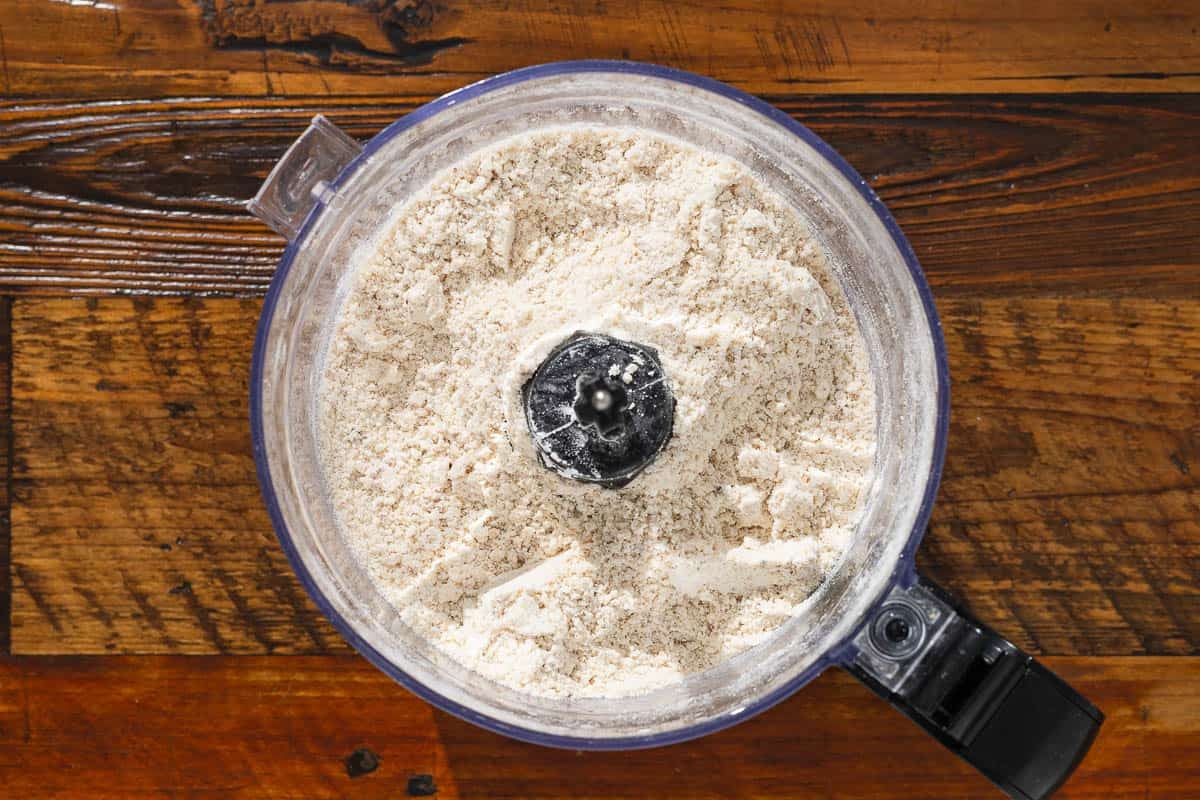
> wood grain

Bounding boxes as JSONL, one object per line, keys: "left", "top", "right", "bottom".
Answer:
{"left": 2, "top": 0, "right": 1198, "bottom": 98}
{"left": 3, "top": 0, "right": 1195, "bottom": 791}
{"left": 921, "top": 298, "right": 1200, "bottom": 656}
{"left": 0, "top": 655, "right": 1193, "bottom": 798}
{"left": 1, "top": 94, "right": 1197, "bottom": 298}
{"left": 10, "top": 298, "right": 345, "bottom": 654}
{"left": 9, "top": 296, "right": 1198, "bottom": 655}
{"left": 0, "top": 298, "right": 10, "bottom": 654}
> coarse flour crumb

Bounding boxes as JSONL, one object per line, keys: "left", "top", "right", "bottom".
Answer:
{"left": 318, "top": 126, "right": 876, "bottom": 698}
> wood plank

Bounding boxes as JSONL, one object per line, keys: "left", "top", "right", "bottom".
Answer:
{"left": 2, "top": 0, "right": 1198, "bottom": 98}
{"left": 1, "top": 95, "right": 1197, "bottom": 298}
{"left": 10, "top": 298, "right": 345, "bottom": 654}
{"left": 0, "top": 655, "right": 1194, "bottom": 798}
{"left": 9, "top": 296, "right": 1199, "bottom": 655}
{"left": 921, "top": 297, "right": 1200, "bottom": 656}
{"left": 0, "top": 298, "right": 10, "bottom": 654}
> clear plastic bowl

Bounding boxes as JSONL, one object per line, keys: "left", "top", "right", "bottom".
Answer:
{"left": 250, "top": 61, "right": 948, "bottom": 748}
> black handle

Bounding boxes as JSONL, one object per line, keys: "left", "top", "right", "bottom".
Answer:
{"left": 844, "top": 575, "right": 1103, "bottom": 800}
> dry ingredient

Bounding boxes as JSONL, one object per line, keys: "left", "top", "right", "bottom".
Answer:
{"left": 318, "top": 126, "right": 875, "bottom": 698}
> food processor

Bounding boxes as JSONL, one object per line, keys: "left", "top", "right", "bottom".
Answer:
{"left": 247, "top": 61, "right": 1102, "bottom": 799}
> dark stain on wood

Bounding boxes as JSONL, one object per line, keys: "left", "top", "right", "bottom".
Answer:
{"left": 163, "top": 401, "right": 196, "bottom": 418}
{"left": 344, "top": 747, "right": 380, "bottom": 778}
{"left": 194, "top": 0, "right": 473, "bottom": 72}
{"left": 407, "top": 773, "right": 437, "bottom": 796}
{"left": 177, "top": 578, "right": 231, "bottom": 652}
{"left": 977, "top": 70, "right": 1200, "bottom": 82}
{"left": 209, "top": 567, "right": 276, "bottom": 653}
{"left": 11, "top": 562, "right": 63, "bottom": 636}
{"left": 73, "top": 584, "right": 117, "bottom": 633}
{"left": 121, "top": 570, "right": 177, "bottom": 649}
{"left": 214, "top": 33, "right": 473, "bottom": 72}
{"left": 253, "top": 545, "right": 332, "bottom": 652}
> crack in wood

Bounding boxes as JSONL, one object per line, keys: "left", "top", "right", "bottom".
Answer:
{"left": 977, "top": 71, "right": 1200, "bottom": 82}
{"left": 193, "top": 0, "right": 474, "bottom": 72}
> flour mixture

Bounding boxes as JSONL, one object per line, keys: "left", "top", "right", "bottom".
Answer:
{"left": 318, "top": 126, "right": 876, "bottom": 698}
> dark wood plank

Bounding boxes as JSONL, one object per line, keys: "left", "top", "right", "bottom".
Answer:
{"left": 0, "top": 298, "right": 10, "bottom": 654}
{"left": 9, "top": 296, "right": 1198, "bottom": 655}
{"left": 0, "top": 95, "right": 1196, "bottom": 298}
{"left": 2, "top": 0, "right": 1198, "bottom": 99}
{"left": 0, "top": 655, "right": 1193, "bottom": 798}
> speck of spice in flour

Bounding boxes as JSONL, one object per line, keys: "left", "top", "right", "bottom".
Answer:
{"left": 318, "top": 125, "right": 876, "bottom": 698}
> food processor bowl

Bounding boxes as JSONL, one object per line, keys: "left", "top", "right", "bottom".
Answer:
{"left": 249, "top": 61, "right": 1101, "bottom": 799}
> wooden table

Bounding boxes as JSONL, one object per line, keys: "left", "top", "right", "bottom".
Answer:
{"left": 1, "top": 2, "right": 1197, "bottom": 797}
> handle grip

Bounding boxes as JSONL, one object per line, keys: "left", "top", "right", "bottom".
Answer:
{"left": 845, "top": 575, "right": 1102, "bottom": 800}
{"left": 247, "top": 115, "right": 363, "bottom": 242}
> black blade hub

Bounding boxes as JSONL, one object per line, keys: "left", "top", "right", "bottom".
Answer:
{"left": 523, "top": 332, "right": 674, "bottom": 488}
